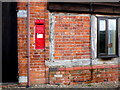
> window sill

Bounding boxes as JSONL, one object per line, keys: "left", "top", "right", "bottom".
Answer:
{"left": 97, "top": 55, "right": 118, "bottom": 59}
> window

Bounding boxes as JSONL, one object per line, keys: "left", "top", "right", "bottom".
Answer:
{"left": 97, "top": 17, "right": 118, "bottom": 58}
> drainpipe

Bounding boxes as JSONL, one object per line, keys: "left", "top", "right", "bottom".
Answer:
{"left": 90, "top": 1, "right": 92, "bottom": 66}
{"left": 27, "top": 1, "right": 30, "bottom": 88}
{"left": 89, "top": 1, "right": 93, "bottom": 81}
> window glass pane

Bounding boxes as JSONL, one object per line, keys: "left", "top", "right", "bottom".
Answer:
{"left": 100, "top": 20, "right": 106, "bottom": 31}
{"left": 99, "top": 20, "right": 106, "bottom": 54}
{"left": 108, "top": 19, "right": 116, "bottom": 55}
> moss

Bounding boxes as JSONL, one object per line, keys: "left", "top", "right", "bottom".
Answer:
{"left": 86, "top": 84, "right": 92, "bottom": 86}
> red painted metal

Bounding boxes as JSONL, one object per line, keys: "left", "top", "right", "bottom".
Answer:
{"left": 35, "top": 20, "right": 45, "bottom": 49}
{"left": 35, "top": 19, "right": 45, "bottom": 24}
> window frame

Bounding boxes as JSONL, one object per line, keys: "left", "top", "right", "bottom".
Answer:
{"left": 97, "top": 17, "right": 119, "bottom": 58}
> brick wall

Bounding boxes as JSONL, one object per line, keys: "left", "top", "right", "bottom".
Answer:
{"left": 49, "top": 65, "right": 119, "bottom": 85}
{"left": 17, "top": 2, "right": 28, "bottom": 85}
{"left": 17, "top": 2, "right": 49, "bottom": 85}
{"left": 52, "top": 14, "right": 91, "bottom": 60}
{"left": 17, "top": 2, "right": 119, "bottom": 85}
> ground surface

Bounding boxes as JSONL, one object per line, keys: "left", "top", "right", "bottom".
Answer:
{"left": 1, "top": 81, "right": 120, "bottom": 89}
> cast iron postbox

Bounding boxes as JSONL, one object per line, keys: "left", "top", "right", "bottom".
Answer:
{"left": 35, "top": 19, "right": 45, "bottom": 49}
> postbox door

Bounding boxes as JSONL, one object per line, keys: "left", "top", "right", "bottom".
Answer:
{"left": 35, "top": 24, "right": 45, "bottom": 49}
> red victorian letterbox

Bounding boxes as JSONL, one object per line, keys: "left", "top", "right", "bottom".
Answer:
{"left": 35, "top": 19, "right": 45, "bottom": 49}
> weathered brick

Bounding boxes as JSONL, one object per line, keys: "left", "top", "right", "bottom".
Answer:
{"left": 17, "top": 2, "right": 119, "bottom": 86}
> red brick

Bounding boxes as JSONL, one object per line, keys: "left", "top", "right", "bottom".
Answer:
{"left": 17, "top": 2, "right": 119, "bottom": 86}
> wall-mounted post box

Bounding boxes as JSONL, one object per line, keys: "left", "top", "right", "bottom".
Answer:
{"left": 35, "top": 19, "right": 45, "bottom": 49}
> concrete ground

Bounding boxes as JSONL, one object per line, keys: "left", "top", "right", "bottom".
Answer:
{"left": 1, "top": 81, "right": 120, "bottom": 89}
